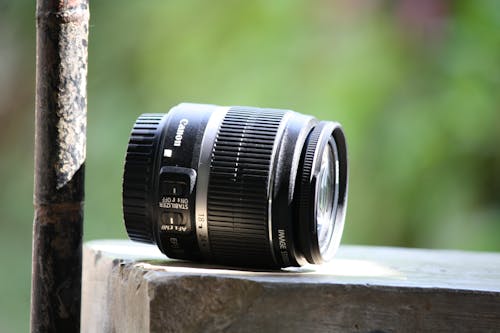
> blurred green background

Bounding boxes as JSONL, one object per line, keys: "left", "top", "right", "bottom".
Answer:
{"left": 1, "top": 0, "right": 499, "bottom": 331}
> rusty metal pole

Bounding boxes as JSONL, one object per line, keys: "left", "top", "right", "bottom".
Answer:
{"left": 31, "top": 0, "right": 89, "bottom": 332}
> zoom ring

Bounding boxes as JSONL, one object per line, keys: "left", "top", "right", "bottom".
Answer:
{"left": 207, "top": 107, "right": 285, "bottom": 266}
{"left": 299, "top": 128, "right": 321, "bottom": 213}
{"left": 123, "top": 114, "right": 164, "bottom": 243}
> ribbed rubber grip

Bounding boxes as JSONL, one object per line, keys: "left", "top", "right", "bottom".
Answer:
{"left": 298, "top": 127, "right": 321, "bottom": 216}
{"left": 122, "top": 114, "right": 165, "bottom": 243}
{"left": 207, "top": 107, "right": 285, "bottom": 266}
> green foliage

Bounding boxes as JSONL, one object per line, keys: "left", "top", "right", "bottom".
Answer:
{"left": 0, "top": 1, "right": 499, "bottom": 331}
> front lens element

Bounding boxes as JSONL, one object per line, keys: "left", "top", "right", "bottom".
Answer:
{"left": 316, "top": 143, "right": 337, "bottom": 254}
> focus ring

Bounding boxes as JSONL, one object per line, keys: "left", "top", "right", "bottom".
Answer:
{"left": 123, "top": 114, "right": 165, "bottom": 243}
{"left": 207, "top": 107, "right": 285, "bottom": 266}
{"left": 297, "top": 126, "right": 322, "bottom": 262}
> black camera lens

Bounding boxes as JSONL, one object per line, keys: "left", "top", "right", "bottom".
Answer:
{"left": 123, "top": 103, "right": 348, "bottom": 268}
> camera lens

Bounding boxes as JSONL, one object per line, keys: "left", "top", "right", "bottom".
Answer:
{"left": 123, "top": 103, "right": 348, "bottom": 268}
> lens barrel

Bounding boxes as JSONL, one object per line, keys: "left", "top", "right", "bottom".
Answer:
{"left": 123, "top": 103, "right": 348, "bottom": 268}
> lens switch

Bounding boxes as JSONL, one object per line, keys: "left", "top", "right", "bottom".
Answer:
{"left": 162, "top": 212, "right": 185, "bottom": 226}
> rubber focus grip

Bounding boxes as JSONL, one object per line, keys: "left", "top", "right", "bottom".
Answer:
{"left": 206, "top": 107, "right": 285, "bottom": 267}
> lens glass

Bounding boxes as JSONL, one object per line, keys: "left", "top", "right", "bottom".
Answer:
{"left": 316, "top": 143, "right": 337, "bottom": 254}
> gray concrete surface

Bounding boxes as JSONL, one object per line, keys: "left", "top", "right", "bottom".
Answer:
{"left": 81, "top": 240, "right": 500, "bottom": 333}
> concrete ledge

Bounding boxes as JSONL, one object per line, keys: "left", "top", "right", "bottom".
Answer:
{"left": 81, "top": 240, "right": 500, "bottom": 333}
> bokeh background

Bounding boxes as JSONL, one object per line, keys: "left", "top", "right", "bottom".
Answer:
{"left": 1, "top": 0, "right": 499, "bottom": 331}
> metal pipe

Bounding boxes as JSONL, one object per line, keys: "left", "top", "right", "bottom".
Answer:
{"left": 31, "top": 0, "right": 89, "bottom": 331}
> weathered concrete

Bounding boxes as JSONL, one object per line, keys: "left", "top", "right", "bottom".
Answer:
{"left": 82, "top": 240, "right": 500, "bottom": 333}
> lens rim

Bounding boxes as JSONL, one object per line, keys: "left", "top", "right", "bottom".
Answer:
{"left": 296, "top": 121, "right": 348, "bottom": 264}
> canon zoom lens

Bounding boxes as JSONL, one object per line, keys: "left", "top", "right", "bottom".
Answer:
{"left": 123, "top": 103, "right": 348, "bottom": 268}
